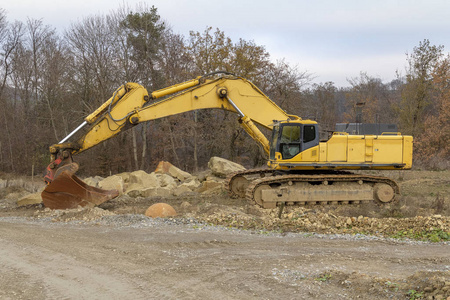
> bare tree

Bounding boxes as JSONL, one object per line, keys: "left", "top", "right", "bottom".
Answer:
{"left": 398, "top": 39, "right": 444, "bottom": 136}
{"left": 0, "top": 14, "right": 24, "bottom": 172}
{"left": 303, "top": 82, "right": 338, "bottom": 131}
{"left": 345, "top": 72, "right": 391, "bottom": 124}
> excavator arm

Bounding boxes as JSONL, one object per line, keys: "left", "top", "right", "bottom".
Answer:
{"left": 42, "top": 72, "right": 297, "bottom": 209}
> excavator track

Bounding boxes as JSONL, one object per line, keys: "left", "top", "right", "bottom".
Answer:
{"left": 225, "top": 169, "right": 275, "bottom": 198}
{"left": 244, "top": 174, "right": 400, "bottom": 209}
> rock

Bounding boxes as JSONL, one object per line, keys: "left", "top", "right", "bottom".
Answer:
{"left": 195, "top": 170, "right": 211, "bottom": 182}
{"left": 83, "top": 176, "right": 104, "bottom": 188}
{"left": 98, "top": 175, "right": 124, "bottom": 195}
{"left": 180, "top": 201, "right": 199, "bottom": 213}
{"left": 156, "top": 173, "right": 178, "bottom": 189}
{"left": 180, "top": 201, "right": 192, "bottom": 210}
{"left": 205, "top": 174, "right": 224, "bottom": 182}
{"left": 140, "top": 187, "right": 172, "bottom": 198}
{"left": 125, "top": 189, "right": 142, "bottom": 198}
{"left": 207, "top": 157, "right": 246, "bottom": 178}
{"left": 173, "top": 185, "right": 193, "bottom": 196}
{"left": 6, "top": 191, "right": 29, "bottom": 200}
{"left": 145, "top": 203, "right": 177, "bottom": 218}
{"left": 155, "top": 161, "right": 192, "bottom": 181}
{"left": 125, "top": 183, "right": 146, "bottom": 197}
{"left": 201, "top": 185, "right": 224, "bottom": 195}
{"left": 180, "top": 178, "right": 201, "bottom": 191}
{"left": 129, "top": 170, "right": 159, "bottom": 188}
{"left": 115, "top": 172, "right": 130, "bottom": 183}
{"left": 198, "top": 180, "right": 223, "bottom": 193}
{"left": 17, "top": 192, "right": 43, "bottom": 206}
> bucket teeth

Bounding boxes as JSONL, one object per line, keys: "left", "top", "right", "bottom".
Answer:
{"left": 42, "top": 170, "right": 119, "bottom": 209}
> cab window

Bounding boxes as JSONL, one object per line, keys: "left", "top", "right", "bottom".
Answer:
{"left": 280, "top": 125, "right": 301, "bottom": 159}
{"left": 303, "top": 125, "right": 316, "bottom": 143}
{"left": 269, "top": 125, "right": 280, "bottom": 160}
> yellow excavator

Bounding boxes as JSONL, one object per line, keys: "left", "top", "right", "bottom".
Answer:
{"left": 42, "top": 72, "right": 413, "bottom": 209}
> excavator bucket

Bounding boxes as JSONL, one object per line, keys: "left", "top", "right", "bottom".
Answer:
{"left": 42, "top": 163, "right": 119, "bottom": 209}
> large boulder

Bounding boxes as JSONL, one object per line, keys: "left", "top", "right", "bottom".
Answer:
{"left": 179, "top": 178, "right": 202, "bottom": 191}
{"left": 125, "top": 171, "right": 160, "bottom": 197}
{"left": 198, "top": 180, "right": 223, "bottom": 193}
{"left": 155, "top": 161, "right": 192, "bottom": 182}
{"left": 124, "top": 185, "right": 143, "bottom": 198}
{"left": 140, "top": 187, "right": 172, "bottom": 198}
{"left": 156, "top": 173, "right": 178, "bottom": 189}
{"left": 128, "top": 170, "right": 159, "bottom": 188}
{"left": 98, "top": 175, "right": 124, "bottom": 195}
{"left": 83, "top": 176, "right": 104, "bottom": 188}
{"left": 173, "top": 185, "right": 193, "bottom": 196}
{"left": 207, "top": 157, "right": 246, "bottom": 178}
{"left": 145, "top": 203, "right": 177, "bottom": 218}
{"left": 115, "top": 172, "right": 130, "bottom": 183}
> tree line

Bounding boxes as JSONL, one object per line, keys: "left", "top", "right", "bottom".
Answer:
{"left": 0, "top": 5, "right": 448, "bottom": 177}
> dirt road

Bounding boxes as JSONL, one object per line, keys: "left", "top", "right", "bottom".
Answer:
{"left": 1, "top": 170, "right": 449, "bottom": 299}
{"left": 1, "top": 216, "right": 449, "bottom": 300}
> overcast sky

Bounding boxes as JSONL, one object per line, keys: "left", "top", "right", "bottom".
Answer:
{"left": 1, "top": 0, "right": 449, "bottom": 87}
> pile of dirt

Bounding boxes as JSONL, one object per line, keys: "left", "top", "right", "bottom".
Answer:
{"left": 33, "top": 207, "right": 116, "bottom": 223}
{"left": 306, "top": 270, "right": 450, "bottom": 299}
{"left": 406, "top": 271, "right": 450, "bottom": 299}
{"left": 194, "top": 204, "right": 450, "bottom": 240}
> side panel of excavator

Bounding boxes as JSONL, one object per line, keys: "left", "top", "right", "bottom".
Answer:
{"left": 270, "top": 133, "right": 413, "bottom": 170}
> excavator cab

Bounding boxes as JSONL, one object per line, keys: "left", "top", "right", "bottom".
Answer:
{"left": 270, "top": 121, "right": 320, "bottom": 160}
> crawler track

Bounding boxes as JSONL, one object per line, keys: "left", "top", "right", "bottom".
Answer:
{"left": 244, "top": 174, "right": 400, "bottom": 208}
{"left": 226, "top": 169, "right": 400, "bottom": 208}
{"left": 225, "top": 169, "right": 275, "bottom": 198}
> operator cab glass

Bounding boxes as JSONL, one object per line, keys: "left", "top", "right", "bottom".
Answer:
{"left": 270, "top": 123, "right": 319, "bottom": 160}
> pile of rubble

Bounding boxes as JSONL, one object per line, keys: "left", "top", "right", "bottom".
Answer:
{"left": 86, "top": 156, "right": 244, "bottom": 198}
{"left": 17, "top": 157, "right": 245, "bottom": 206}
{"left": 198, "top": 206, "right": 450, "bottom": 238}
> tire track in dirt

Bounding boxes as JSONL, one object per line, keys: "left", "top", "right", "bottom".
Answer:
{"left": 0, "top": 218, "right": 449, "bottom": 299}
{"left": 0, "top": 237, "right": 148, "bottom": 299}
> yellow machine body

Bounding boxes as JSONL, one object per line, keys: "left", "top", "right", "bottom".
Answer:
{"left": 269, "top": 124, "right": 413, "bottom": 171}
{"left": 43, "top": 73, "right": 413, "bottom": 209}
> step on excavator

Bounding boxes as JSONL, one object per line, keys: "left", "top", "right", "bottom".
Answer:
{"left": 42, "top": 72, "right": 413, "bottom": 209}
